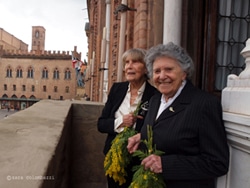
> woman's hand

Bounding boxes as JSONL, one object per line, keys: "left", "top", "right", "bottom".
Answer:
{"left": 122, "top": 113, "right": 137, "bottom": 127}
{"left": 127, "top": 133, "right": 141, "bottom": 153}
{"left": 141, "top": 154, "right": 162, "bottom": 174}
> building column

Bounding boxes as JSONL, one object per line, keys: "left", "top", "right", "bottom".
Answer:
{"left": 163, "top": 0, "right": 182, "bottom": 45}
{"left": 102, "top": 0, "right": 111, "bottom": 103}
{"left": 117, "top": 0, "right": 127, "bottom": 82}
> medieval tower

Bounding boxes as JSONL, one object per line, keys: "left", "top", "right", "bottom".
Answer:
{"left": 31, "top": 26, "right": 45, "bottom": 51}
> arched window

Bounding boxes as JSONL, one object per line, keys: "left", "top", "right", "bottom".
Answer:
{"left": 42, "top": 67, "right": 48, "bottom": 79}
{"left": 53, "top": 68, "right": 59, "bottom": 79}
{"left": 16, "top": 66, "right": 23, "bottom": 78}
{"left": 30, "top": 95, "right": 36, "bottom": 99}
{"left": 20, "top": 95, "right": 27, "bottom": 99}
{"left": 2, "top": 94, "right": 8, "bottom": 98}
{"left": 64, "top": 68, "right": 71, "bottom": 79}
{"left": 11, "top": 94, "right": 17, "bottom": 99}
{"left": 27, "top": 66, "right": 34, "bottom": 78}
{"left": 6, "top": 66, "right": 12, "bottom": 78}
{"left": 35, "top": 31, "right": 39, "bottom": 38}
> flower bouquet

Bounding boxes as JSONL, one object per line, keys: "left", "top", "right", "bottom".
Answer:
{"left": 129, "top": 125, "right": 166, "bottom": 188}
{"left": 103, "top": 101, "right": 142, "bottom": 185}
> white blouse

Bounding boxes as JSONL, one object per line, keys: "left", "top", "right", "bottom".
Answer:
{"left": 156, "top": 80, "right": 186, "bottom": 119}
{"left": 114, "top": 82, "right": 146, "bottom": 133}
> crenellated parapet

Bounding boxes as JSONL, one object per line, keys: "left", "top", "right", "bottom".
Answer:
{"left": 0, "top": 48, "right": 72, "bottom": 59}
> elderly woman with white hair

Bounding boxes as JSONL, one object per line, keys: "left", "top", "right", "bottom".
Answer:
{"left": 98, "top": 48, "right": 159, "bottom": 188}
{"left": 127, "top": 42, "right": 229, "bottom": 188}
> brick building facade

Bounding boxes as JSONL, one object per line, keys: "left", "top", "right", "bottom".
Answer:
{"left": 0, "top": 27, "right": 78, "bottom": 110}
{"left": 85, "top": 0, "right": 250, "bottom": 103}
{"left": 0, "top": 28, "right": 28, "bottom": 51}
{"left": 85, "top": 0, "right": 164, "bottom": 102}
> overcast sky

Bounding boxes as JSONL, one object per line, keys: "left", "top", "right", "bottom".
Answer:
{"left": 0, "top": 0, "right": 88, "bottom": 60}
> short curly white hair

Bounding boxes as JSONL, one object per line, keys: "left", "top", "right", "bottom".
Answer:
{"left": 145, "top": 42, "right": 194, "bottom": 79}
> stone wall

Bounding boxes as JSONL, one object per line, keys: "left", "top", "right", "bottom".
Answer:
{"left": 68, "top": 103, "right": 106, "bottom": 188}
{"left": 0, "top": 28, "right": 28, "bottom": 50}
{"left": 0, "top": 100, "right": 107, "bottom": 188}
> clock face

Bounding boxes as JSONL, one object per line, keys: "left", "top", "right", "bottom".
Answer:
{"left": 35, "top": 31, "right": 39, "bottom": 38}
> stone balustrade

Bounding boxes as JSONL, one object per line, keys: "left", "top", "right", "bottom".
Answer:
{"left": 219, "top": 38, "right": 250, "bottom": 188}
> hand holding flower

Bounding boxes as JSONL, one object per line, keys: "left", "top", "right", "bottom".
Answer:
{"left": 127, "top": 133, "right": 141, "bottom": 153}
{"left": 128, "top": 125, "right": 166, "bottom": 188}
{"left": 104, "top": 101, "right": 143, "bottom": 185}
{"left": 121, "top": 113, "right": 137, "bottom": 127}
{"left": 141, "top": 154, "right": 163, "bottom": 173}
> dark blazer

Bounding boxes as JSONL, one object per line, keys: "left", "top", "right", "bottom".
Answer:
{"left": 140, "top": 80, "right": 229, "bottom": 188}
{"left": 98, "top": 81, "right": 159, "bottom": 155}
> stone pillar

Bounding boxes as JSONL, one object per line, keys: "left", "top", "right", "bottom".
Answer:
{"left": 103, "top": 0, "right": 111, "bottom": 103}
{"left": 163, "top": 0, "right": 182, "bottom": 45}
{"left": 219, "top": 39, "right": 250, "bottom": 188}
{"left": 117, "top": 0, "right": 127, "bottom": 82}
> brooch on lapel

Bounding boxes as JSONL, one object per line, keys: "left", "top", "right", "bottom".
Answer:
{"left": 141, "top": 101, "right": 149, "bottom": 111}
{"left": 169, "top": 106, "right": 175, "bottom": 112}
{"left": 139, "top": 101, "right": 149, "bottom": 117}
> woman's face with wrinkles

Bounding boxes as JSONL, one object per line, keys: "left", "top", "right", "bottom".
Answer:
{"left": 153, "top": 56, "right": 186, "bottom": 99}
{"left": 124, "top": 56, "right": 147, "bottom": 83}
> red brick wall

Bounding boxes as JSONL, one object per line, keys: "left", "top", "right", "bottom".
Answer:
{"left": 86, "top": 0, "right": 164, "bottom": 101}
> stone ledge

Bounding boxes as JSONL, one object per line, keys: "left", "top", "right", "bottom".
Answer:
{"left": 0, "top": 99, "right": 106, "bottom": 188}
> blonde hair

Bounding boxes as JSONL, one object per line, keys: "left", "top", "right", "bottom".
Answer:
{"left": 122, "top": 48, "right": 149, "bottom": 79}
{"left": 122, "top": 48, "right": 146, "bottom": 64}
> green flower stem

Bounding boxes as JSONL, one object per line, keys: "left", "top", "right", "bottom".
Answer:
{"left": 129, "top": 125, "right": 166, "bottom": 188}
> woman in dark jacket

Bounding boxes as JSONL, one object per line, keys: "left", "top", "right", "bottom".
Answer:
{"left": 98, "top": 48, "right": 159, "bottom": 188}
{"left": 127, "top": 42, "right": 229, "bottom": 188}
